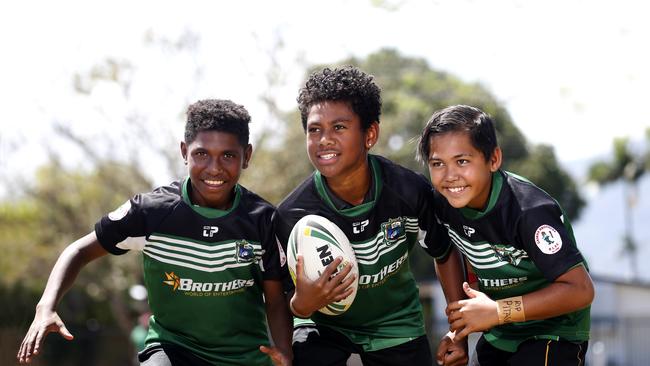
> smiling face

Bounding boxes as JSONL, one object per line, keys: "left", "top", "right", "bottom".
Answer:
{"left": 181, "top": 130, "right": 251, "bottom": 210}
{"left": 427, "top": 131, "right": 501, "bottom": 210}
{"left": 305, "top": 101, "right": 378, "bottom": 182}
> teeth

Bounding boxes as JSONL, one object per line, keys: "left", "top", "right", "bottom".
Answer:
{"left": 448, "top": 186, "right": 465, "bottom": 193}
{"left": 205, "top": 180, "right": 224, "bottom": 185}
{"left": 320, "top": 153, "right": 337, "bottom": 160}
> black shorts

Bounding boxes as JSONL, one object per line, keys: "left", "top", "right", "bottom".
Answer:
{"left": 138, "top": 344, "right": 212, "bottom": 366}
{"left": 473, "top": 335, "right": 588, "bottom": 366}
{"left": 292, "top": 324, "right": 432, "bottom": 366}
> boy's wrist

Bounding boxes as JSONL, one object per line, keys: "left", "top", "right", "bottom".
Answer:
{"left": 496, "top": 296, "right": 525, "bottom": 324}
{"left": 289, "top": 296, "right": 313, "bottom": 318}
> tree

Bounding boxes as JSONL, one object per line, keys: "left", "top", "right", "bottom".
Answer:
{"left": 587, "top": 130, "right": 650, "bottom": 279}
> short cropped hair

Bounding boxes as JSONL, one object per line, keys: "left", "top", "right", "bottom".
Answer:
{"left": 185, "top": 99, "right": 250, "bottom": 146}
{"left": 418, "top": 105, "right": 498, "bottom": 162}
{"left": 297, "top": 66, "right": 382, "bottom": 130}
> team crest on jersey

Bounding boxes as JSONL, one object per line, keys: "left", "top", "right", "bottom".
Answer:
{"left": 535, "top": 225, "right": 562, "bottom": 254}
{"left": 492, "top": 245, "right": 528, "bottom": 266}
{"left": 235, "top": 240, "right": 256, "bottom": 263}
{"left": 108, "top": 200, "right": 131, "bottom": 221}
{"left": 382, "top": 217, "right": 406, "bottom": 246}
{"left": 162, "top": 271, "right": 180, "bottom": 291}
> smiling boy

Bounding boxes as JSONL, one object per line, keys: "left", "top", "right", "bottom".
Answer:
{"left": 273, "top": 66, "right": 467, "bottom": 366}
{"left": 419, "top": 105, "right": 593, "bottom": 365}
{"left": 18, "top": 99, "right": 292, "bottom": 366}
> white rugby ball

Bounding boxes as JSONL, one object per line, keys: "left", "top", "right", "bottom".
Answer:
{"left": 287, "top": 214, "right": 359, "bottom": 315}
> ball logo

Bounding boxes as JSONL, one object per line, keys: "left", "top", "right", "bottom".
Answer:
{"left": 108, "top": 200, "right": 131, "bottom": 221}
{"left": 534, "top": 225, "right": 562, "bottom": 254}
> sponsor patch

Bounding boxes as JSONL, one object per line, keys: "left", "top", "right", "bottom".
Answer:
{"left": 534, "top": 225, "right": 562, "bottom": 254}
{"left": 108, "top": 200, "right": 131, "bottom": 221}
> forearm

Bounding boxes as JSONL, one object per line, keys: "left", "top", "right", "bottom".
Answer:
{"left": 266, "top": 298, "right": 293, "bottom": 358}
{"left": 518, "top": 265, "right": 594, "bottom": 321}
{"left": 435, "top": 247, "right": 466, "bottom": 303}
{"left": 37, "top": 232, "right": 107, "bottom": 311}
{"left": 263, "top": 280, "right": 294, "bottom": 359}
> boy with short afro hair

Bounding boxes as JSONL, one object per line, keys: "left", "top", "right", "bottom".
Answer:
{"left": 274, "top": 66, "right": 467, "bottom": 366}
{"left": 18, "top": 99, "right": 293, "bottom": 366}
{"left": 419, "top": 104, "right": 593, "bottom": 365}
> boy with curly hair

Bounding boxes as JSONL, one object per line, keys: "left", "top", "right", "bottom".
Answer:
{"left": 273, "top": 66, "right": 467, "bottom": 366}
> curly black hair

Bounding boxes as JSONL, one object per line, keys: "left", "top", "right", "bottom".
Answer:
{"left": 297, "top": 66, "right": 382, "bottom": 130}
{"left": 185, "top": 99, "right": 250, "bottom": 146}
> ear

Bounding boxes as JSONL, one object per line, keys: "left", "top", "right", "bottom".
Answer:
{"left": 242, "top": 144, "right": 253, "bottom": 169}
{"left": 489, "top": 147, "right": 503, "bottom": 172}
{"left": 365, "top": 122, "right": 380, "bottom": 149}
{"left": 180, "top": 141, "right": 188, "bottom": 163}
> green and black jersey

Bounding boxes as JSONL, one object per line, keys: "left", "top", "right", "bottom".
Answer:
{"left": 434, "top": 170, "right": 590, "bottom": 352}
{"left": 274, "top": 155, "right": 452, "bottom": 352}
{"left": 95, "top": 178, "right": 286, "bottom": 365}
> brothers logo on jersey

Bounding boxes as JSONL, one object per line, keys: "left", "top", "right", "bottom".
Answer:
{"left": 381, "top": 217, "right": 406, "bottom": 246}
{"left": 162, "top": 271, "right": 254, "bottom": 294}
{"left": 235, "top": 240, "right": 256, "bottom": 263}
{"left": 534, "top": 225, "right": 562, "bottom": 254}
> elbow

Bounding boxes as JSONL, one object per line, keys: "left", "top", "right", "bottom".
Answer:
{"left": 576, "top": 276, "right": 595, "bottom": 309}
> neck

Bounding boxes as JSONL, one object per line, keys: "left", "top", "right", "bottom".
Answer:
{"left": 325, "top": 161, "right": 372, "bottom": 206}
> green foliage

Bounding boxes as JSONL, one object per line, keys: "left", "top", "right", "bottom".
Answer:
{"left": 2, "top": 159, "right": 151, "bottom": 289}
{"left": 0, "top": 157, "right": 152, "bottom": 361}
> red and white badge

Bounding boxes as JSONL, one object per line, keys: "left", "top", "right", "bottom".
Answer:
{"left": 534, "top": 225, "right": 562, "bottom": 254}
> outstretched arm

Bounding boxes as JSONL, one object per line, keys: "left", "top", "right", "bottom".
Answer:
{"left": 260, "top": 280, "right": 293, "bottom": 366}
{"left": 17, "top": 232, "right": 108, "bottom": 364}
{"left": 448, "top": 264, "right": 594, "bottom": 340}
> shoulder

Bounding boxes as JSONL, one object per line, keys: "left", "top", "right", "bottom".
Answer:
{"left": 373, "top": 155, "right": 430, "bottom": 189}
{"left": 502, "top": 171, "right": 559, "bottom": 213}
{"left": 276, "top": 173, "right": 318, "bottom": 213}
{"left": 372, "top": 155, "right": 432, "bottom": 211}
{"left": 237, "top": 185, "right": 276, "bottom": 219}
{"left": 133, "top": 180, "right": 184, "bottom": 212}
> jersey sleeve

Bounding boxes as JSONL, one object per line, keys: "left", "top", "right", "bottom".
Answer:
{"left": 271, "top": 209, "right": 296, "bottom": 293}
{"left": 94, "top": 194, "right": 150, "bottom": 255}
{"left": 416, "top": 177, "right": 452, "bottom": 259}
{"left": 260, "top": 208, "right": 288, "bottom": 281}
{"left": 517, "top": 204, "right": 585, "bottom": 281}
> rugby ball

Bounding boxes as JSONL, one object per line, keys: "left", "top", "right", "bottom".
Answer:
{"left": 287, "top": 214, "right": 359, "bottom": 315}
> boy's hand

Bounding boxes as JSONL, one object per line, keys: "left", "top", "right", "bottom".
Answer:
{"left": 291, "top": 255, "right": 356, "bottom": 317}
{"left": 260, "top": 345, "right": 291, "bottom": 366}
{"left": 17, "top": 308, "right": 74, "bottom": 364}
{"left": 446, "top": 282, "right": 499, "bottom": 340}
{"left": 435, "top": 331, "right": 468, "bottom": 366}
